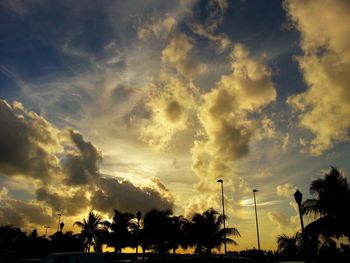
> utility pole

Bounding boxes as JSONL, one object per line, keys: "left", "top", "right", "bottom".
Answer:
{"left": 217, "top": 179, "right": 227, "bottom": 254}
{"left": 253, "top": 189, "right": 261, "bottom": 250}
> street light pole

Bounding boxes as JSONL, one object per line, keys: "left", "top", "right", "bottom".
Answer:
{"left": 57, "top": 213, "right": 61, "bottom": 233}
{"left": 253, "top": 189, "right": 261, "bottom": 250}
{"left": 44, "top": 226, "right": 50, "bottom": 237}
{"left": 217, "top": 179, "right": 227, "bottom": 254}
{"left": 294, "top": 189, "right": 305, "bottom": 234}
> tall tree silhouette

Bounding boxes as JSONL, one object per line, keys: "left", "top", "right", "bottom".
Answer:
{"left": 190, "top": 208, "right": 240, "bottom": 254}
{"left": 168, "top": 215, "right": 190, "bottom": 254}
{"left": 105, "top": 209, "right": 136, "bottom": 254}
{"left": 302, "top": 167, "right": 350, "bottom": 240}
{"left": 143, "top": 209, "right": 172, "bottom": 255}
{"left": 73, "top": 211, "right": 105, "bottom": 252}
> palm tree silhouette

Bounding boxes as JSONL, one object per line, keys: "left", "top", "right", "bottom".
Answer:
{"left": 168, "top": 215, "right": 190, "bottom": 254}
{"left": 277, "top": 233, "right": 301, "bottom": 259}
{"left": 302, "top": 166, "right": 350, "bottom": 240}
{"left": 190, "top": 208, "right": 240, "bottom": 254}
{"left": 105, "top": 209, "right": 136, "bottom": 254}
{"left": 143, "top": 209, "right": 172, "bottom": 255}
{"left": 73, "top": 211, "right": 105, "bottom": 252}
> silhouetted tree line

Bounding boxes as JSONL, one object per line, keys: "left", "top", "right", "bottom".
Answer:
{"left": 72, "top": 208, "right": 240, "bottom": 256}
{"left": 1, "top": 166, "right": 349, "bottom": 263}
{"left": 0, "top": 208, "right": 240, "bottom": 262}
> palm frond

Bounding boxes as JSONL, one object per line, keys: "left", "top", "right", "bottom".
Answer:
{"left": 226, "top": 227, "right": 241, "bottom": 237}
{"left": 224, "top": 237, "right": 238, "bottom": 246}
{"left": 302, "top": 199, "right": 322, "bottom": 216}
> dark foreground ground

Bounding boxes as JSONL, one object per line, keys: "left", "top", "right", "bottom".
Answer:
{"left": 18, "top": 254, "right": 260, "bottom": 263}
{"left": 15, "top": 251, "right": 350, "bottom": 263}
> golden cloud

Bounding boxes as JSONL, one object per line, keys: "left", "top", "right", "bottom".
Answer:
{"left": 137, "top": 15, "right": 176, "bottom": 41}
{"left": 161, "top": 33, "right": 208, "bottom": 77}
{"left": 140, "top": 41, "right": 277, "bottom": 215}
{"left": 183, "top": 193, "right": 218, "bottom": 218}
{"left": 192, "top": 43, "right": 276, "bottom": 191}
{"left": 285, "top": 0, "right": 350, "bottom": 155}
{"left": 267, "top": 211, "right": 290, "bottom": 231}
{"left": 140, "top": 74, "right": 197, "bottom": 151}
{"left": 276, "top": 183, "right": 296, "bottom": 198}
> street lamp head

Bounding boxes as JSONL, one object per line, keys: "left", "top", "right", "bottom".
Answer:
{"left": 253, "top": 189, "right": 258, "bottom": 193}
{"left": 294, "top": 189, "right": 303, "bottom": 204}
{"left": 57, "top": 213, "right": 61, "bottom": 216}
{"left": 217, "top": 179, "right": 223, "bottom": 183}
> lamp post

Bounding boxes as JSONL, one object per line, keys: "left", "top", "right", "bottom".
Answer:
{"left": 57, "top": 213, "right": 61, "bottom": 233}
{"left": 44, "top": 225, "right": 50, "bottom": 237}
{"left": 217, "top": 179, "right": 227, "bottom": 254}
{"left": 60, "top": 222, "right": 64, "bottom": 233}
{"left": 253, "top": 189, "right": 261, "bottom": 250}
{"left": 294, "top": 189, "right": 305, "bottom": 234}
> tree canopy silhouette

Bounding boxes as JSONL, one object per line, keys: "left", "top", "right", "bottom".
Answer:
{"left": 73, "top": 211, "right": 106, "bottom": 252}
{"left": 276, "top": 233, "right": 301, "bottom": 259}
{"left": 189, "top": 208, "right": 240, "bottom": 254}
{"left": 302, "top": 166, "right": 350, "bottom": 240}
{"left": 105, "top": 209, "right": 136, "bottom": 253}
{"left": 143, "top": 209, "right": 173, "bottom": 255}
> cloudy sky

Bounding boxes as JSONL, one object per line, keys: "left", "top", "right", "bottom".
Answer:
{"left": 0, "top": 0, "right": 349, "bottom": 250}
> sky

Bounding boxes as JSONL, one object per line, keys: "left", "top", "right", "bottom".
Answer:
{"left": 0, "top": 0, "right": 350, "bottom": 251}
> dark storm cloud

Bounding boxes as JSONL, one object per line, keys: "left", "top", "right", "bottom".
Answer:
{"left": 0, "top": 100, "right": 61, "bottom": 181}
{"left": 0, "top": 98, "right": 175, "bottom": 224}
{"left": 36, "top": 187, "right": 89, "bottom": 216}
{"left": 35, "top": 176, "right": 175, "bottom": 217}
{"left": 36, "top": 175, "right": 175, "bottom": 217}
{"left": 90, "top": 177, "right": 174, "bottom": 215}
{"left": 0, "top": 98, "right": 175, "bottom": 221}
{"left": 62, "top": 129, "right": 102, "bottom": 185}
{"left": 0, "top": 198, "right": 53, "bottom": 227}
